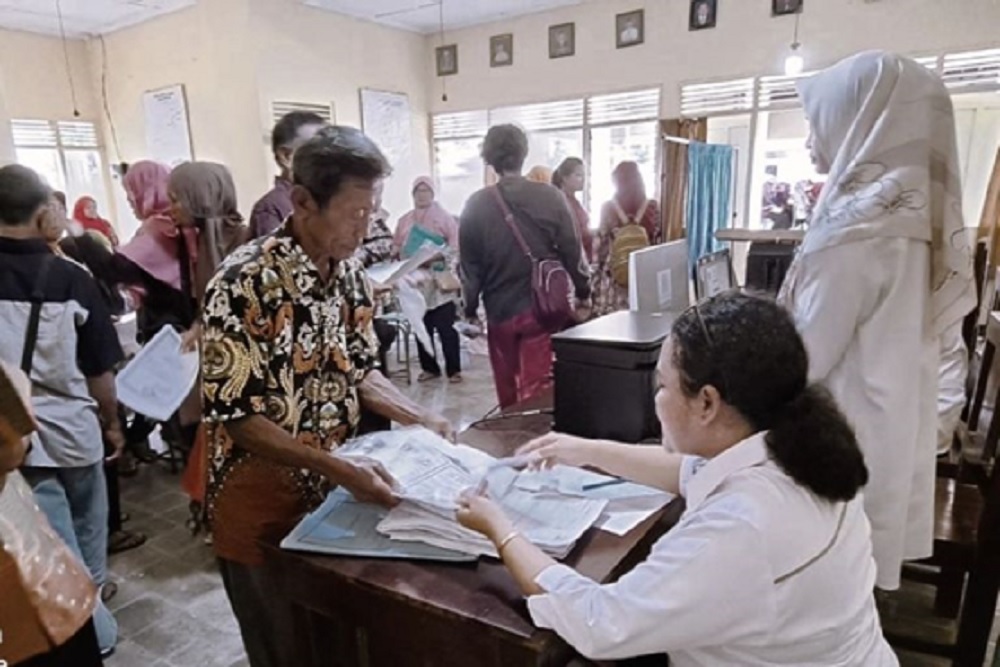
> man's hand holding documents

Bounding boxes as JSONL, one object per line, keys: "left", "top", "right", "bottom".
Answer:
{"left": 322, "top": 427, "right": 673, "bottom": 560}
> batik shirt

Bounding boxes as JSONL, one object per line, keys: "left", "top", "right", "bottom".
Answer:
{"left": 202, "top": 223, "right": 379, "bottom": 565}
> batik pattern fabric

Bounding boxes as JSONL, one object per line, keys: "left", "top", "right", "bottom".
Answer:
{"left": 201, "top": 225, "right": 379, "bottom": 565}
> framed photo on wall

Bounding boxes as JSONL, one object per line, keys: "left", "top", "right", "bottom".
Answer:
{"left": 689, "top": 0, "right": 717, "bottom": 31}
{"left": 549, "top": 23, "right": 575, "bottom": 59}
{"left": 772, "top": 0, "right": 803, "bottom": 16}
{"left": 436, "top": 45, "right": 458, "bottom": 76}
{"left": 490, "top": 34, "right": 513, "bottom": 67}
{"left": 616, "top": 10, "right": 645, "bottom": 48}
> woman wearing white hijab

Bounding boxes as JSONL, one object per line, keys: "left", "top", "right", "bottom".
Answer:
{"left": 780, "top": 51, "right": 976, "bottom": 591}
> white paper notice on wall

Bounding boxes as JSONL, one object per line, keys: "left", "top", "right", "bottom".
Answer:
{"left": 360, "top": 88, "right": 411, "bottom": 172}
{"left": 656, "top": 269, "right": 673, "bottom": 310}
{"left": 143, "top": 84, "right": 193, "bottom": 167}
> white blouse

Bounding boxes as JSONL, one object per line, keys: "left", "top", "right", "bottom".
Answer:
{"left": 526, "top": 434, "right": 899, "bottom": 666}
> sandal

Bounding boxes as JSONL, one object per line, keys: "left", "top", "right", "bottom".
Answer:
{"left": 101, "top": 582, "right": 118, "bottom": 604}
{"left": 418, "top": 372, "right": 441, "bottom": 383}
{"left": 108, "top": 530, "right": 147, "bottom": 555}
{"left": 448, "top": 374, "right": 463, "bottom": 384}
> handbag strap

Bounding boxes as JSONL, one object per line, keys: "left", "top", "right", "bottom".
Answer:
{"left": 489, "top": 186, "right": 535, "bottom": 261}
{"left": 21, "top": 254, "right": 55, "bottom": 374}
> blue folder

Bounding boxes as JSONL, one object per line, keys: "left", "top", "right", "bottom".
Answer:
{"left": 280, "top": 489, "right": 476, "bottom": 563}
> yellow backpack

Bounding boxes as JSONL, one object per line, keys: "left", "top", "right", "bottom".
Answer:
{"left": 610, "top": 200, "right": 651, "bottom": 288}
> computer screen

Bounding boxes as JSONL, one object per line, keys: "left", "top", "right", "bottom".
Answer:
{"left": 627, "top": 240, "right": 691, "bottom": 314}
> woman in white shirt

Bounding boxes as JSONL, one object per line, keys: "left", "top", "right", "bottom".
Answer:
{"left": 456, "top": 292, "right": 898, "bottom": 666}
{"left": 778, "top": 51, "right": 975, "bottom": 591}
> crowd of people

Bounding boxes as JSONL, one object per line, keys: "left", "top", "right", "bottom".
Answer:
{"left": 0, "top": 49, "right": 980, "bottom": 667}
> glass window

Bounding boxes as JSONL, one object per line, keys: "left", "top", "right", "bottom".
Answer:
{"left": 749, "top": 110, "right": 825, "bottom": 230}
{"left": 15, "top": 148, "right": 66, "bottom": 191}
{"left": 11, "top": 120, "right": 115, "bottom": 234}
{"left": 434, "top": 138, "right": 483, "bottom": 217}
{"left": 524, "top": 128, "right": 584, "bottom": 179}
{"left": 588, "top": 121, "right": 659, "bottom": 225}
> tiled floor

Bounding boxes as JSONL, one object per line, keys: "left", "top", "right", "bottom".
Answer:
{"left": 103, "top": 337, "right": 1000, "bottom": 667}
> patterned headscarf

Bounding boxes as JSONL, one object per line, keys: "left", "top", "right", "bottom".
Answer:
{"left": 168, "top": 162, "right": 247, "bottom": 302}
{"left": 793, "top": 51, "right": 975, "bottom": 334}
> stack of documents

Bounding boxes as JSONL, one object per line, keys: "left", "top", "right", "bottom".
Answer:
{"left": 514, "top": 465, "right": 674, "bottom": 537}
{"left": 334, "top": 428, "right": 610, "bottom": 559}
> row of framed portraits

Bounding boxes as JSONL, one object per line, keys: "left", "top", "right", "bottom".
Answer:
{"left": 436, "top": 1, "right": 805, "bottom": 76}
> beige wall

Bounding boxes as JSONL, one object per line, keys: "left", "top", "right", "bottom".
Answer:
{"left": 90, "top": 0, "right": 263, "bottom": 217}
{"left": 427, "top": 0, "right": 1000, "bottom": 116}
{"left": 0, "top": 28, "right": 100, "bottom": 163}
{"left": 250, "top": 0, "right": 432, "bottom": 221}
{"left": 89, "top": 0, "right": 432, "bottom": 223}
{"left": 0, "top": 28, "right": 98, "bottom": 120}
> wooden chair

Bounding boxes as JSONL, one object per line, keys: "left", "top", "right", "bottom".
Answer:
{"left": 885, "top": 337, "right": 1000, "bottom": 666}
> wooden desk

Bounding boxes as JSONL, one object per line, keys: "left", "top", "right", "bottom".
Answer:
{"left": 262, "top": 404, "right": 683, "bottom": 667}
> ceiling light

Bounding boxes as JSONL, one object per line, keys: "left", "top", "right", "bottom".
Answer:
{"left": 785, "top": 45, "right": 804, "bottom": 76}
{"left": 783, "top": 12, "right": 804, "bottom": 77}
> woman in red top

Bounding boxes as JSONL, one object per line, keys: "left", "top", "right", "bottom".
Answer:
{"left": 593, "top": 161, "right": 661, "bottom": 316}
{"left": 552, "top": 158, "right": 593, "bottom": 264}
{"left": 73, "top": 196, "right": 119, "bottom": 248}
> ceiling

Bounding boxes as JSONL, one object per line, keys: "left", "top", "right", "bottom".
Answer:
{"left": 0, "top": 0, "right": 195, "bottom": 37}
{"left": 301, "top": 0, "right": 584, "bottom": 34}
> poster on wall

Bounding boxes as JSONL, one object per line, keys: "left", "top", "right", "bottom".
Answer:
{"left": 360, "top": 88, "right": 412, "bottom": 174}
{"left": 143, "top": 84, "right": 193, "bottom": 167}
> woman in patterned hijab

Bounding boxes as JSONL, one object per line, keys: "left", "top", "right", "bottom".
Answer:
{"left": 779, "top": 51, "right": 976, "bottom": 592}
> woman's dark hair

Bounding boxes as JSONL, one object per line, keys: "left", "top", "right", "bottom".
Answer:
{"left": 552, "top": 157, "right": 584, "bottom": 189}
{"left": 670, "top": 292, "right": 868, "bottom": 502}
{"left": 292, "top": 126, "right": 390, "bottom": 209}
{"left": 482, "top": 124, "right": 528, "bottom": 174}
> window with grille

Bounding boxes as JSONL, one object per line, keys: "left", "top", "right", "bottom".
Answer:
{"left": 681, "top": 78, "right": 755, "bottom": 117}
{"left": 270, "top": 101, "right": 335, "bottom": 125}
{"left": 430, "top": 89, "right": 662, "bottom": 223}
{"left": 941, "top": 48, "right": 1000, "bottom": 93}
{"left": 11, "top": 118, "right": 111, "bottom": 233}
{"left": 757, "top": 73, "right": 814, "bottom": 110}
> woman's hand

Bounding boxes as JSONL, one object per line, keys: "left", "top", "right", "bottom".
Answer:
{"left": 456, "top": 489, "right": 513, "bottom": 540}
{"left": 180, "top": 322, "right": 202, "bottom": 354}
{"left": 517, "top": 432, "right": 596, "bottom": 470}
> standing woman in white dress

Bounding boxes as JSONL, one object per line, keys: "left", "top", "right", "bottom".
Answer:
{"left": 456, "top": 293, "right": 898, "bottom": 666}
{"left": 779, "top": 51, "right": 977, "bottom": 591}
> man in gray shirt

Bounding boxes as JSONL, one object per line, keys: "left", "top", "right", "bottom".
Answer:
{"left": 460, "top": 124, "right": 591, "bottom": 408}
{"left": 0, "top": 165, "right": 124, "bottom": 656}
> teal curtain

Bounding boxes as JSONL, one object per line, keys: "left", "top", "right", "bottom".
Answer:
{"left": 685, "top": 142, "right": 734, "bottom": 269}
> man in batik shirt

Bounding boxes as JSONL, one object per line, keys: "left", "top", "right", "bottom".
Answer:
{"left": 202, "top": 126, "right": 453, "bottom": 667}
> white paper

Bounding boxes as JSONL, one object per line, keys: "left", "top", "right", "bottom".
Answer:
{"left": 365, "top": 245, "right": 442, "bottom": 288}
{"left": 335, "top": 428, "right": 608, "bottom": 558}
{"left": 516, "top": 464, "right": 673, "bottom": 537}
{"left": 143, "top": 84, "right": 193, "bottom": 167}
{"left": 115, "top": 327, "right": 199, "bottom": 422}
{"left": 656, "top": 269, "right": 674, "bottom": 310}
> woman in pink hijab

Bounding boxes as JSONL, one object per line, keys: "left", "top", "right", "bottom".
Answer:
{"left": 393, "top": 177, "right": 463, "bottom": 383}
{"left": 115, "top": 161, "right": 200, "bottom": 345}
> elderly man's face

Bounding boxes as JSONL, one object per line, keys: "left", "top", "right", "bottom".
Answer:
{"left": 297, "top": 178, "right": 377, "bottom": 263}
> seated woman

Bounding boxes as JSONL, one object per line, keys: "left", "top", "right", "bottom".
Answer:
{"left": 457, "top": 292, "right": 896, "bottom": 665}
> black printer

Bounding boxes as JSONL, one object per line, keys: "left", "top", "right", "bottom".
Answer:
{"left": 552, "top": 310, "right": 677, "bottom": 443}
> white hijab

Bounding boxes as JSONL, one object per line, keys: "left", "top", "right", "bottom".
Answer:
{"left": 795, "top": 50, "right": 976, "bottom": 335}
